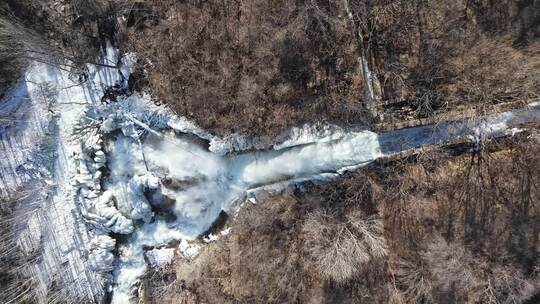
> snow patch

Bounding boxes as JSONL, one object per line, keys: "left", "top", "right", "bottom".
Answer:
{"left": 178, "top": 239, "right": 201, "bottom": 259}
{"left": 273, "top": 124, "right": 347, "bottom": 150}
{"left": 220, "top": 227, "right": 231, "bottom": 236}
{"left": 146, "top": 248, "right": 175, "bottom": 268}
{"left": 203, "top": 233, "right": 219, "bottom": 243}
{"left": 209, "top": 133, "right": 269, "bottom": 155}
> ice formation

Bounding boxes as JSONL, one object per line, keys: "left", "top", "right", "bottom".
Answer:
{"left": 178, "top": 239, "right": 201, "bottom": 260}
{"left": 146, "top": 248, "right": 175, "bottom": 268}
{"left": 2, "top": 41, "right": 539, "bottom": 304}
{"left": 0, "top": 42, "right": 137, "bottom": 302}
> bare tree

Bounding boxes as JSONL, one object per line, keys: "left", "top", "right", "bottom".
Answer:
{"left": 0, "top": 190, "right": 40, "bottom": 304}
{"left": 0, "top": 9, "right": 118, "bottom": 74}
{"left": 0, "top": 12, "right": 72, "bottom": 73}
{"left": 302, "top": 209, "right": 388, "bottom": 283}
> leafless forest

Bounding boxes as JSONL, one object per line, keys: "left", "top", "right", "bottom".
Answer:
{"left": 1, "top": 0, "right": 539, "bottom": 303}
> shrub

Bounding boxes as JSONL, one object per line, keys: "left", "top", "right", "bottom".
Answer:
{"left": 302, "top": 208, "right": 387, "bottom": 283}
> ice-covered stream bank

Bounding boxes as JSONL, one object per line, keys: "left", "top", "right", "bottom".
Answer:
{"left": 1, "top": 47, "right": 539, "bottom": 303}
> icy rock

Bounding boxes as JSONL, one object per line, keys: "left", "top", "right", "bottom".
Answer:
{"left": 89, "top": 235, "right": 116, "bottom": 272}
{"left": 93, "top": 234, "right": 116, "bottom": 250}
{"left": 20, "top": 212, "right": 42, "bottom": 255}
{"left": 220, "top": 227, "right": 231, "bottom": 236}
{"left": 203, "top": 233, "right": 218, "bottom": 243}
{"left": 92, "top": 191, "right": 134, "bottom": 234}
{"left": 102, "top": 115, "right": 119, "bottom": 133}
{"left": 246, "top": 191, "right": 259, "bottom": 204}
{"left": 126, "top": 174, "right": 159, "bottom": 222}
{"left": 89, "top": 249, "right": 115, "bottom": 272}
{"left": 77, "top": 173, "right": 94, "bottom": 186}
{"left": 120, "top": 122, "right": 138, "bottom": 138}
{"left": 91, "top": 142, "right": 103, "bottom": 151}
{"left": 94, "top": 153, "right": 107, "bottom": 164}
{"left": 178, "top": 239, "right": 200, "bottom": 259}
{"left": 86, "top": 191, "right": 99, "bottom": 199}
{"left": 145, "top": 247, "right": 174, "bottom": 268}
{"left": 120, "top": 53, "right": 137, "bottom": 82}
{"left": 273, "top": 124, "right": 346, "bottom": 150}
{"left": 209, "top": 134, "right": 269, "bottom": 155}
{"left": 102, "top": 211, "right": 134, "bottom": 234}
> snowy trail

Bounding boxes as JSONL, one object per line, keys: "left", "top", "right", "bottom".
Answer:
{"left": 1, "top": 47, "right": 539, "bottom": 303}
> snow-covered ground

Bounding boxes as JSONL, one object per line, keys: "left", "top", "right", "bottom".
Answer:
{"left": 1, "top": 46, "right": 539, "bottom": 303}
{"left": 0, "top": 44, "right": 135, "bottom": 303}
